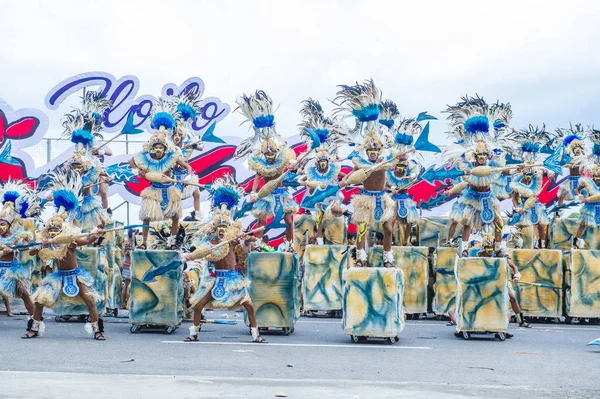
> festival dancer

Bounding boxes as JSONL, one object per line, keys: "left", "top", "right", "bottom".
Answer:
{"left": 23, "top": 171, "right": 106, "bottom": 340}
{"left": 0, "top": 181, "right": 41, "bottom": 317}
{"left": 441, "top": 96, "right": 507, "bottom": 254}
{"left": 572, "top": 164, "right": 600, "bottom": 249}
{"left": 182, "top": 176, "right": 267, "bottom": 343}
{"left": 448, "top": 234, "right": 532, "bottom": 333}
{"left": 129, "top": 99, "right": 192, "bottom": 249}
{"left": 507, "top": 125, "right": 553, "bottom": 249}
{"left": 554, "top": 124, "right": 587, "bottom": 214}
{"left": 120, "top": 239, "right": 132, "bottom": 310}
{"left": 335, "top": 81, "right": 398, "bottom": 267}
{"left": 171, "top": 91, "right": 204, "bottom": 221}
{"left": 297, "top": 99, "right": 346, "bottom": 245}
{"left": 386, "top": 115, "right": 423, "bottom": 246}
{"left": 234, "top": 90, "right": 298, "bottom": 252}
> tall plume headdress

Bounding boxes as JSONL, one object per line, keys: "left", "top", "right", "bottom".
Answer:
{"left": 444, "top": 95, "right": 491, "bottom": 147}
{"left": 299, "top": 98, "right": 341, "bottom": 163}
{"left": 204, "top": 175, "right": 245, "bottom": 232}
{"left": 332, "top": 79, "right": 383, "bottom": 152}
{"left": 554, "top": 123, "right": 587, "bottom": 166}
{"left": 509, "top": 124, "right": 552, "bottom": 164}
{"left": 171, "top": 90, "right": 202, "bottom": 143}
{"left": 586, "top": 126, "right": 600, "bottom": 165}
{"left": 234, "top": 90, "right": 282, "bottom": 159}
{"left": 0, "top": 180, "right": 43, "bottom": 223}
{"left": 61, "top": 91, "right": 112, "bottom": 155}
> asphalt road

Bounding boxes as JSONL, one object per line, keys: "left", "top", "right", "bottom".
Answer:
{"left": 0, "top": 311, "right": 598, "bottom": 398}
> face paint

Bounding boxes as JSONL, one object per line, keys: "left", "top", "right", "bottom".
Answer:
{"left": 318, "top": 160, "right": 328, "bottom": 170}
{"left": 476, "top": 154, "right": 487, "bottom": 165}
{"left": 48, "top": 228, "right": 61, "bottom": 238}
{"left": 217, "top": 226, "right": 226, "bottom": 239}
{"left": 367, "top": 149, "right": 379, "bottom": 161}
{"left": 72, "top": 164, "right": 84, "bottom": 174}
{"left": 173, "top": 133, "right": 182, "bottom": 144}
{"left": 265, "top": 151, "right": 277, "bottom": 164}
{"left": 0, "top": 222, "right": 8, "bottom": 234}
{"left": 484, "top": 247, "right": 494, "bottom": 255}
{"left": 153, "top": 145, "right": 165, "bottom": 157}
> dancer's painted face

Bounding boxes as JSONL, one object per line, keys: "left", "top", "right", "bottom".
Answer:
{"left": 573, "top": 147, "right": 583, "bottom": 156}
{"left": 173, "top": 132, "right": 183, "bottom": 145}
{"left": 0, "top": 220, "right": 9, "bottom": 235}
{"left": 265, "top": 150, "right": 277, "bottom": 164}
{"left": 367, "top": 148, "right": 379, "bottom": 162}
{"left": 152, "top": 144, "right": 166, "bottom": 158}
{"left": 483, "top": 246, "right": 494, "bottom": 256}
{"left": 395, "top": 162, "right": 407, "bottom": 176}
{"left": 48, "top": 227, "right": 61, "bottom": 238}
{"left": 317, "top": 159, "right": 329, "bottom": 171}
{"left": 71, "top": 163, "right": 84, "bottom": 174}
{"left": 475, "top": 153, "right": 488, "bottom": 165}
{"left": 217, "top": 226, "right": 227, "bottom": 239}
{"left": 594, "top": 175, "right": 600, "bottom": 186}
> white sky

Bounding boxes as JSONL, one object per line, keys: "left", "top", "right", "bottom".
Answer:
{"left": 1, "top": 0, "right": 599, "bottom": 223}
{"left": 1, "top": 0, "right": 600, "bottom": 141}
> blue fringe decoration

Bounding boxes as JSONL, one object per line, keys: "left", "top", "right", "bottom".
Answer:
{"left": 379, "top": 119, "right": 394, "bottom": 129}
{"left": 464, "top": 116, "right": 489, "bottom": 134}
{"left": 594, "top": 144, "right": 600, "bottom": 156}
{"left": 212, "top": 187, "right": 240, "bottom": 210}
{"left": 53, "top": 189, "right": 79, "bottom": 212}
{"left": 493, "top": 120, "right": 506, "bottom": 130}
{"left": 91, "top": 112, "right": 102, "bottom": 125}
{"left": 394, "top": 133, "right": 414, "bottom": 146}
{"left": 352, "top": 104, "right": 380, "bottom": 122}
{"left": 564, "top": 134, "right": 582, "bottom": 146}
{"left": 2, "top": 191, "right": 19, "bottom": 205}
{"left": 177, "top": 103, "right": 198, "bottom": 122}
{"left": 71, "top": 129, "right": 94, "bottom": 147}
{"left": 253, "top": 115, "right": 275, "bottom": 129}
{"left": 151, "top": 112, "right": 176, "bottom": 130}
{"left": 18, "top": 199, "right": 29, "bottom": 218}
{"left": 521, "top": 142, "right": 541, "bottom": 153}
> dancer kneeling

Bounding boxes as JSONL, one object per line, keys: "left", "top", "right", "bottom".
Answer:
{"left": 182, "top": 176, "right": 267, "bottom": 343}
{"left": 23, "top": 172, "right": 105, "bottom": 340}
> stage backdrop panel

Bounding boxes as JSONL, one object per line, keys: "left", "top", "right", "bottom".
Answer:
{"left": 130, "top": 250, "right": 183, "bottom": 326}
{"left": 564, "top": 250, "right": 600, "bottom": 318}
{"left": 433, "top": 247, "right": 458, "bottom": 315}
{"left": 551, "top": 218, "right": 600, "bottom": 251}
{"left": 368, "top": 246, "right": 428, "bottom": 314}
{"left": 418, "top": 216, "right": 449, "bottom": 248}
{"left": 293, "top": 214, "right": 347, "bottom": 257}
{"left": 455, "top": 257, "right": 509, "bottom": 333}
{"left": 507, "top": 249, "right": 562, "bottom": 318}
{"left": 53, "top": 247, "right": 106, "bottom": 316}
{"left": 343, "top": 267, "right": 404, "bottom": 338}
{"left": 302, "top": 245, "right": 349, "bottom": 312}
{"left": 246, "top": 252, "right": 300, "bottom": 328}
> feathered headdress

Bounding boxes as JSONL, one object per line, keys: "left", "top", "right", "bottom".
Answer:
{"left": 332, "top": 79, "right": 383, "bottom": 152}
{"left": 586, "top": 127, "right": 600, "bottom": 164}
{"left": 143, "top": 131, "right": 177, "bottom": 154}
{"left": 204, "top": 175, "right": 245, "bottom": 232}
{"left": 299, "top": 99, "right": 340, "bottom": 163}
{"left": 170, "top": 91, "right": 202, "bottom": 145}
{"left": 0, "top": 180, "right": 42, "bottom": 222}
{"left": 488, "top": 101, "right": 513, "bottom": 137}
{"left": 47, "top": 169, "right": 83, "bottom": 216}
{"left": 64, "top": 151, "right": 92, "bottom": 173}
{"left": 378, "top": 100, "right": 400, "bottom": 131}
{"left": 444, "top": 95, "right": 490, "bottom": 146}
{"left": 394, "top": 117, "right": 423, "bottom": 152}
{"left": 554, "top": 123, "right": 587, "bottom": 167}
{"left": 61, "top": 91, "right": 112, "bottom": 154}
{"left": 509, "top": 124, "right": 551, "bottom": 164}
{"left": 150, "top": 98, "right": 179, "bottom": 132}
{"left": 234, "top": 90, "right": 284, "bottom": 158}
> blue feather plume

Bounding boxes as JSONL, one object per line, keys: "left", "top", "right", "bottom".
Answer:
{"left": 53, "top": 189, "right": 80, "bottom": 212}
{"left": 177, "top": 103, "right": 198, "bottom": 122}
{"left": 379, "top": 119, "right": 394, "bottom": 129}
{"left": 563, "top": 134, "right": 582, "bottom": 146}
{"left": 18, "top": 199, "right": 29, "bottom": 218}
{"left": 3, "top": 191, "right": 19, "bottom": 205}
{"left": 464, "top": 116, "right": 489, "bottom": 134}
{"left": 253, "top": 115, "right": 275, "bottom": 129}
{"left": 493, "top": 120, "right": 506, "bottom": 130}
{"left": 71, "top": 129, "right": 94, "bottom": 147}
{"left": 594, "top": 144, "right": 600, "bottom": 156}
{"left": 521, "top": 142, "right": 541, "bottom": 153}
{"left": 211, "top": 187, "right": 240, "bottom": 210}
{"left": 151, "top": 112, "right": 176, "bottom": 130}
{"left": 352, "top": 104, "right": 380, "bottom": 122}
{"left": 394, "top": 133, "right": 414, "bottom": 146}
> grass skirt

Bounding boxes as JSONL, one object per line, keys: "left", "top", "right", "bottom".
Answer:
{"left": 189, "top": 270, "right": 251, "bottom": 310}
{"left": 173, "top": 170, "right": 199, "bottom": 199}
{"left": 31, "top": 267, "right": 101, "bottom": 308}
{"left": 512, "top": 202, "right": 549, "bottom": 227}
{"left": 449, "top": 188, "right": 499, "bottom": 229}
{"left": 139, "top": 185, "right": 182, "bottom": 221}
{"left": 558, "top": 176, "right": 580, "bottom": 201}
{"left": 579, "top": 203, "right": 600, "bottom": 227}
{"left": 80, "top": 195, "right": 110, "bottom": 232}
{"left": 491, "top": 175, "right": 512, "bottom": 201}
{"left": 251, "top": 188, "right": 298, "bottom": 218}
{"left": 0, "top": 260, "right": 29, "bottom": 298}
{"left": 351, "top": 192, "right": 395, "bottom": 225}
{"left": 393, "top": 194, "right": 419, "bottom": 224}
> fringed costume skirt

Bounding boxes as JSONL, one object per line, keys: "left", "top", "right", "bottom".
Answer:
{"left": 491, "top": 175, "right": 513, "bottom": 201}
{"left": 251, "top": 187, "right": 298, "bottom": 219}
{"left": 449, "top": 188, "right": 499, "bottom": 229}
{"left": 79, "top": 195, "right": 110, "bottom": 232}
{"left": 351, "top": 190, "right": 395, "bottom": 226}
{"left": 579, "top": 202, "right": 600, "bottom": 227}
{"left": 392, "top": 193, "right": 419, "bottom": 224}
{"left": 189, "top": 270, "right": 251, "bottom": 310}
{"left": 172, "top": 169, "right": 199, "bottom": 199}
{"left": 511, "top": 202, "right": 550, "bottom": 227}
{"left": 31, "top": 267, "right": 101, "bottom": 308}
{"left": 0, "top": 260, "right": 29, "bottom": 298}
{"left": 139, "top": 183, "right": 182, "bottom": 221}
{"left": 558, "top": 176, "right": 580, "bottom": 201}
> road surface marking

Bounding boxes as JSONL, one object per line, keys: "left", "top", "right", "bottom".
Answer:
{"left": 161, "top": 341, "right": 431, "bottom": 350}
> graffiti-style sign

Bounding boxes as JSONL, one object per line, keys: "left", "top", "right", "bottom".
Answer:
{"left": 45, "top": 72, "right": 230, "bottom": 134}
